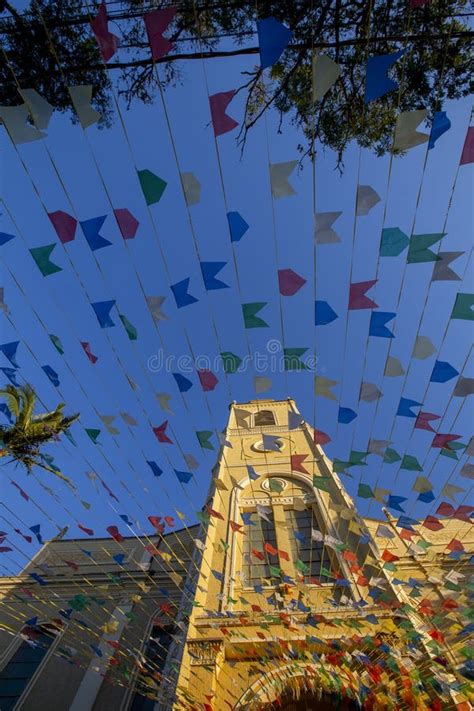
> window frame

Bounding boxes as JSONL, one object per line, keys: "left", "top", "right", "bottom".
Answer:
{"left": 253, "top": 410, "right": 277, "bottom": 427}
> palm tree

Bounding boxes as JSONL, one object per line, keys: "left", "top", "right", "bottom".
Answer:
{"left": 0, "top": 384, "right": 79, "bottom": 482}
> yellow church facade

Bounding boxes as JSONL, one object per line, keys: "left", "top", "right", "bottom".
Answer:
{"left": 163, "top": 399, "right": 473, "bottom": 711}
{"left": 0, "top": 399, "right": 472, "bottom": 711}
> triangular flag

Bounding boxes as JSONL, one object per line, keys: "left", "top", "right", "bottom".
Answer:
{"left": 80, "top": 216, "right": 111, "bottom": 251}
{"left": 19, "top": 89, "right": 53, "bottom": 130}
{"left": 200, "top": 262, "right": 229, "bottom": 290}
{"left": 359, "top": 382, "right": 382, "bottom": 403}
{"left": 153, "top": 421, "right": 173, "bottom": 444}
{"left": 242, "top": 302, "right": 268, "bottom": 328}
{"left": 114, "top": 209, "right": 139, "bottom": 239}
{"left": 68, "top": 85, "right": 101, "bottom": 128}
{"left": 90, "top": 1, "right": 119, "bottom": 61}
{"left": 314, "top": 211, "right": 341, "bottom": 244}
{"left": 156, "top": 393, "right": 173, "bottom": 413}
{"left": 453, "top": 376, "right": 474, "bottom": 397}
{"left": 459, "top": 126, "right": 474, "bottom": 165}
{"left": 99, "top": 415, "right": 119, "bottom": 435}
{"left": 356, "top": 185, "right": 380, "bottom": 215}
{"left": 288, "top": 411, "right": 303, "bottom": 430}
{"left": 432, "top": 251, "right": 463, "bottom": 281}
{"left": 314, "top": 376, "right": 337, "bottom": 400}
{"left": 197, "top": 369, "right": 218, "bottom": 392}
{"left": 397, "top": 397, "right": 422, "bottom": 418}
{"left": 270, "top": 161, "right": 297, "bottom": 198}
{"left": 209, "top": 91, "right": 238, "bottom": 136}
{"left": 146, "top": 296, "right": 167, "bottom": 322}
{"left": 313, "top": 429, "right": 331, "bottom": 445}
{"left": 384, "top": 356, "right": 404, "bottom": 377}
{"left": 291, "top": 454, "right": 310, "bottom": 474}
{"left": 278, "top": 268, "right": 306, "bottom": 296}
{"left": 407, "top": 233, "right": 444, "bottom": 264}
{"left": 91, "top": 301, "right": 116, "bottom": 328}
{"left": 221, "top": 352, "right": 242, "bottom": 374}
{"left": 430, "top": 360, "right": 458, "bottom": 383}
{"left": 315, "top": 301, "right": 338, "bottom": 325}
{"left": 119, "top": 314, "right": 137, "bottom": 340}
{"left": 48, "top": 211, "right": 77, "bottom": 244}
{"left": 368, "top": 439, "right": 392, "bottom": 456}
{"left": 0, "top": 104, "right": 45, "bottom": 143}
{"left": 349, "top": 280, "right": 378, "bottom": 309}
{"left": 414, "top": 411, "right": 440, "bottom": 432}
{"left": 392, "top": 110, "right": 429, "bottom": 152}
{"left": 283, "top": 348, "right": 308, "bottom": 371}
{"left": 196, "top": 431, "right": 214, "bottom": 450}
{"left": 171, "top": 278, "right": 198, "bottom": 308}
{"left": 380, "top": 227, "right": 409, "bottom": 257}
{"left": 173, "top": 373, "right": 193, "bottom": 392}
{"left": 312, "top": 54, "right": 341, "bottom": 102}
{"left": 137, "top": 169, "right": 167, "bottom": 205}
{"left": 451, "top": 293, "right": 474, "bottom": 321}
{"left": 227, "top": 212, "right": 249, "bottom": 242}
{"left": 401, "top": 454, "right": 422, "bottom": 471}
{"left": 338, "top": 407, "right": 356, "bottom": 424}
{"left": 0, "top": 341, "right": 19, "bottom": 367}
{"left": 257, "top": 17, "right": 292, "bottom": 69}
{"left": 412, "top": 335, "right": 436, "bottom": 359}
{"left": 369, "top": 312, "right": 395, "bottom": 338}
{"left": 383, "top": 448, "right": 401, "bottom": 464}
{"left": 85, "top": 428, "right": 101, "bottom": 444}
{"left": 428, "top": 111, "right": 451, "bottom": 150}
{"left": 42, "top": 365, "right": 59, "bottom": 387}
{"left": 181, "top": 172, "right": 201, "bottom": 206}
{"left": 81, "top": 342, "right": 98, "bottom": 364}
{"left": 147, "top": 461, "right": 163, "bottom": 478}
{"left": 30, "top": 244, "right": 62, "bottom": 276}
{"left": 364, "top": 51, "right": 404, "bottom": 103}
{"left": 144, "top": 7, "right": 176, "bottom": 60}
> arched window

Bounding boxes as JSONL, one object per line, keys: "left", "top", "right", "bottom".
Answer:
{"left": 241, "top": 511, "right": 279, "bottom": 585}
{"left": 129, "top": 624, "right": 174, "bottom": 710}
{"left": 285, "top": 508, "right": 334, "bottom": 583}
{"left": 254, "top": 410, "right": 276, "bottom": 427}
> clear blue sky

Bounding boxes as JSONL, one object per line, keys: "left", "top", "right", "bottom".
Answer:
{"left": 0, "top": 16, "right": 473, "bottom": 573}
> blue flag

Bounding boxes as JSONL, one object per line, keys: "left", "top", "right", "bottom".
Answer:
{"left": 365, "top": 51, "right": 404, "bottom": 103}
{"left": 338, "top": 407, "right": 357, "bottom": 424}
{"left": 0, "top": 341, "right": 19, "bottom": 367}
{"left": 369, "top": 312, "right": 395, "bottom": 338}
{"left": 430, "top": 360, "right": 459, "bottom": 383}
{"left": 315, "top": 300, "right": 338, "bottom": 326}
{"left": 80, "top": 216, "right": 111, "bottom": 251}
{"left": 171, "top": 278, "right": 198, "bottom": 308}
{"left": 91, "top": 300, "right": 116, "bottom": 328}
{"left": 147, "top": 461, "right": 163, "bottom": 477}
{"left": 396, "top": 397, "right": 422, "bottom": 418}
{"left": 42, "top": 365, "right": 60, "bottom": 387}
{"left": 428, "top": 111, "right": 451, "bottom": 150}
{"left": 200, "top": 261, "right": 229, "bottom": 290}
{"left": 227, "top": 211, "right": 249, "bottom": 242}
{"left": 175, "top": 469, "right": 193, "bottom": 484}
{"left": 173, "top": 373, "right": 193, "bottom": 392}
{"left": 257, "top": 17, "right": 292, "bottom": 69}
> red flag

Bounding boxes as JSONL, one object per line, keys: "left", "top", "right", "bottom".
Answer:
{"left": 342, "top": 550, "right": 357, "bottom": 562}
{"left": 313, "top": 429, "right": 331, "bottom": 445}
{"left": 453, "top": 505, "right": 474, "bottom": 523}
{"left": 144, "top": 7, "right": 177, "bottom": 60}
{"left": 264, "top": 542, "right": 278, "bottom": 556}
{"left": 106, "top": 525, "right": 124, "bottom": 542}
{"left": 422, "top": 515, "right": 444, "bottom": 531}
{"left": 460, "top": 126, "right": 474, "bottom": 165}
{"left": 14, "top": 529, "right": 32, "bottom": 543}
{"left": 206, "top": 506, "right": 224, "bottom": 520}
{"left": 278, "top": 549, "right": 289, "bottom": 561}
{"left": 436, "top": 502, "right": 455, "bottom": 517}
{"left": 381, "top": 549, "right": 399, "bottom": 562}
{"left": 164, "top": 516, "right": 175, "bottom": 527}
{"left": 148, "top": 516, "right": 164, "bottom": 533}
{"left": 414, "top": 411, "right": 440, "bottom": 432}
{"left": 0, "top": 546, "right": 12, "bottom": 553}
{"left": 145, "top": 544, "right": 160, "bottom": 555}
{"left": 63, "top": 559, "right": 79, "bottom": 572}
{"left": 90, "top": 1, "right": 119, "bottom": 62}
{"left": 78, "top": 524, "right": 94, "bottom": 536}
{"left": 348, "top": 280, "right": 378, "bottom": 310}
{"left": 229, "top": 520, "right": 244, "bottom": 533}
{"left": 291, "top": 453, "right": 310, "bottom": 474}
{"left": 446, "top": 538, "right": 464, "bottom": 552}
{"left": 81, "top": 341, "right": 98, "bottom": 364}
{"left": 113, "top": 209, "right": 139, "bottom": 240}
{"left": 11, "top": 481, "right": 29, "bottom": 501}
{"left": 278, "top": 268, "right": 306, "bottom": 296}
{"left": 198, "top": 369, "right": 218, "bottom": 392}
{"left": 209, "top": 91, "right": 238, "bottom": 136}
{"left": 153, "top": 421, "right": 173, "bottom": 444}
{"left": 252, "top": 549, "right": 264, "bottom": 560}
{"left": 432, "top": 433, "right": 460, "bottom": 449}
{"left": 48, "top": 210, "right": 77, "bottom": 244}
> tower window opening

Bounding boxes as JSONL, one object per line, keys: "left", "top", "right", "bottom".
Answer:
{"left": 285, "top": 508, "right": 334, "bottom": 583}
{"left": 241, "top": 511, "right": 279, "bottom": 585}
{"left": 254, "top": 410, "right": 276, "bottom": 427}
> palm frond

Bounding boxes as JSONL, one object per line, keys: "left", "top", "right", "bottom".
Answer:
{"left": 0, "top": 386, "right": 21, "bottom": 418}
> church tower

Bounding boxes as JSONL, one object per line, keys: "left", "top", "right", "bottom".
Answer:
{"left": 159, "top": 399, "right": 472, "bottom": 711}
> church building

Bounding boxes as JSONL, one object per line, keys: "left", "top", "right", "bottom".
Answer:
{"left": 0, "top": 400, "right": 472, "bottom": 710}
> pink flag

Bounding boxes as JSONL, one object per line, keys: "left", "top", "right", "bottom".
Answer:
{"left": 81, "top": 341, "right": 98, "bottom": 364}
{"left": 144, "top": 7, "right": 177, "bottom": 61}
{"left": 314, "top": 429, "right": 331, "bottom": 445}
{"left": 113, "top": 209, "right": 139, "bottom": 239}
{"left": 432, "top": 433, "right": 461, "bottom": 449}
{"left": 278, "top": 268, "right": 306, "bottom": 296}
{"left": 78, "top": 524, "right": 94, "bottom": 536}
{"left": 153, "top": 420, "right": 173, "bottom": 443}
{"left": 348, "top": 280, "right": 378, "bottom": 310}
{"left": 414, "top": 411, "right": 440, "bottom": 432}
{"left": 198, "top": 369, "right": 218, "bottom": 392}
{"left": 460, "top": 126, "right": 474, "bottom": 165}
{"left": 106, "top": 525, "right": 124, "bottom": 542}
{"left": 209, "top": 91, "right": 238, "bottom": 136}
{"left": 48, "top": 210, "right": 77, "bottom": 244}
{"left": 90, "top": 1, "right": 119, "bottom": 62}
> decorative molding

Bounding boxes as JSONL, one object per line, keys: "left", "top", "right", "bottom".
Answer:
{"left": 240, "top": 495, "right": 315, "bottom": 507}
{"left": 188, "top": 640, "right": 223, "bottom": 666}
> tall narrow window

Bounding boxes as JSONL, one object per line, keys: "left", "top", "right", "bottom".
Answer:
{"left": 242, "top": 511, "right": 279, "bottom": 585}
{"left": 0, "top": 624, "right": 58, "bottom": 711}
{"left": 129, "top": 625, "right": 174, "bottom": 711}
{"left": 285, "top": 508, "right": 334, "bottom": 583}
{"left": 254, "top": 410, "right": 276, "bottom": 426}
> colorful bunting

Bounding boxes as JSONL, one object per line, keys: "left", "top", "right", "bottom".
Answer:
{"left": 42, "top": 365, "right": 60, "bottom": 387}
{"left": 81, "top": 342, "right": 98, "bottom": 364}
{"left": 144, "top": 7, "right": 176, "bottom": 60}
{"left": 137, "top": 169, "right": 167, "bottom": 205}
{"left": 119, "top": 314, "right": 137, "bottom": 340}
{"left": 30, "top": 244, "right": 62, "bottom": 276}
{"left": 153, "top": 421, "right": 173, "bottom": 444}
{"left": 147, "top": 461, "right": 162, "bottom": 477}
{"left": 197, "top": 369, "right": 218, "bottom": 391}
{"left": 181, "top": 172, "right": 201, "bottom": 206}
{"left": 171, "top": 278, "right": 198, "bottom": 308}
{"left": 397, "top": 398, "right": 422, "bottom": 418}
{"left": 173, "top": 373, "right": 193, "bottom": 392}
{"left": 200, "top": 262, "right": 229, "bottom": 290}
{"left": 312, "top": 54, "right": 341, "bottom": 102}
{"left": 257, "top": 17, "right": 292, "bottom": 69}
{"left": 209, "top": 91, "right": 238, "bottom": 136}
{"left": 283, "top": 348, "right": 308, "bottom": 370}
{"left": 407, "top": 233, "right": 444, "bottom": 263}
{"left": 0, "top": 341, "right": 19, "bottom": 367}
{"left": 349, "top": 280, "right": 378, "bottom": 310}
{"left": 91, "top": 301, "right": 116, "bottom": 328}
{"left": 392, "top": 110, "right": 428, "bottom": 152}
{"left": 338, "top": 407, "right": 356, "bottom": 424}
{"left": 196, "top": 431, "right": 214, "bottom": 450}
{"left": 380, "top": 227, "right": 409, "bottom": 257}
{"left": 430, "top": 360, "right": 459, "bottom": 383}
{"left": 451, "top": 293, "right": 474, "bottom": 320}
{"left": 221, "top": 352, "right": 241, "bottom": 374}
{"left": 459, "top": 126, "right": 474, "bottom": 165}
{"left": 314, "top": 376, "right": 338, "bottom": 400}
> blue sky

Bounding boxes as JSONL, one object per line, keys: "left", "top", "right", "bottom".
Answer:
{"left": 0, "top": 17, "right": 473, "bottom": 573}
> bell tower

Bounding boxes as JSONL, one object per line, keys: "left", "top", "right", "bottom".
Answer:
{"left": 158, "top": 399, "right": 468, "bottom": 711}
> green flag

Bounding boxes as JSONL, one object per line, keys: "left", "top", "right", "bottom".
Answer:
{"left": 196, "top": 430, "right": 214, "bottom": 450}
{"left": 137, "top": 169, "right": 167, "bottom": 205}
{"left": 221, "top": 352, "right": 242, "bottom": 374}
{"left": 49, "top": 334, "right": 64, "bottom": 354}
{"left": 401, "top": 454, "right": 422, "bottom": 471}
{"left": 312, "top": 476, "right": 332, "bottom": 492}
{"left": 358, "top": 483, "right": 374, "bottom": 499}
{"left": 380, "top": 227, "right": 409, "bottom": 257}
{"left": 407, "top": 233, "right": 444, "bottom": 263}
{"left": 451, "top": 293, "right": 474, "bottom": 321}
{"left": 268, "top": 478, "right": 284, "bottom": 492}
{"left": 283, "top": 348, "right": 308, "bottom": 371}
{"left": 119, "top": 314, "right": 138, "bottom": 340}
{"left": 85, "top": 428, "right": 100, "bottom": 444}
{"left": 269, "top": 565, "right": 281, "bottom": 577}
{"left": 242, "top": 302, "right": 268, "bottom": 328}
{"left": 383, "top": 447, "right": 401, "bottom": 464}
{"left": 30, "top": 244, "right": 62, "bottom": 276}
{"left": 295, "top": 559, "right": 309, "bottom": 573}
{"left": 196, "top": 511, "right": 211, "bottom": 524}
